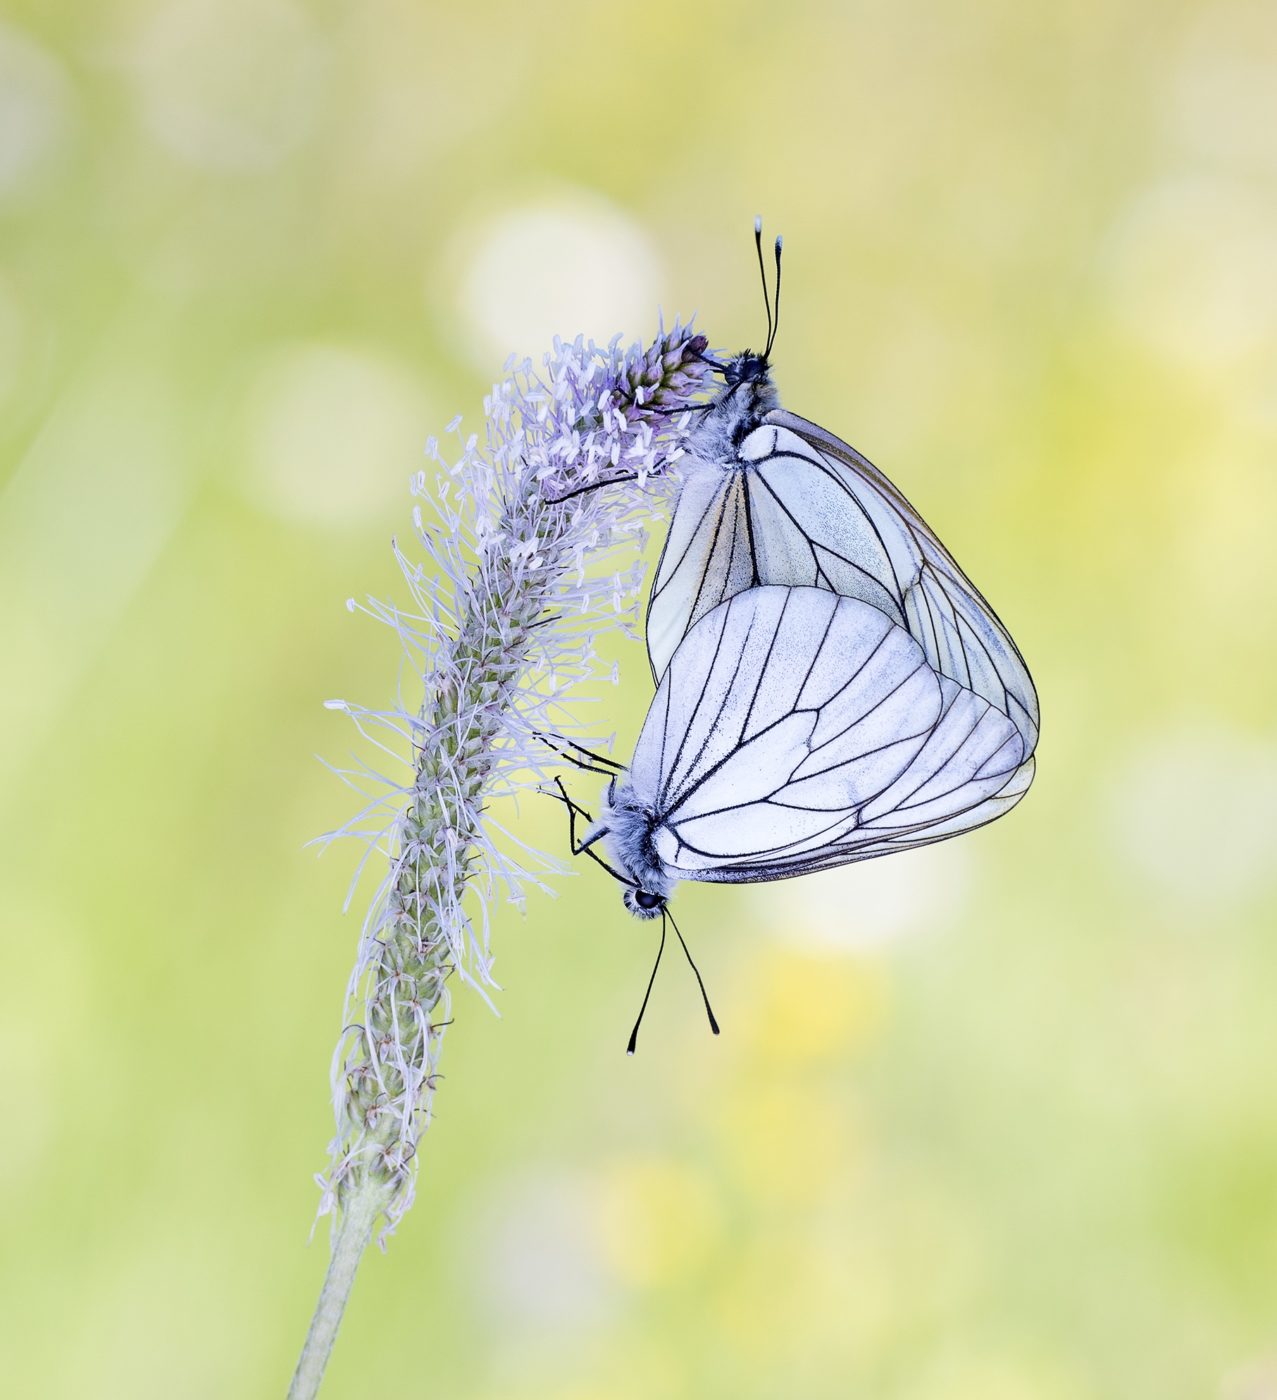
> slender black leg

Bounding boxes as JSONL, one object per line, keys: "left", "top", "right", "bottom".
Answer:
{"left": 534, "top": 731, "right": 622, "bottom": 777}
{"left": 543, "top": 777, "right": 635, "bottom": 889}
{"left": 542, "top": 472, "right": 640, "bottom": 505}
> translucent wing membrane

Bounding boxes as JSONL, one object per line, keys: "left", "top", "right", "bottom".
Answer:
{"left": 645, "top": 468, "right": 759, "bottom": 681}
{"left": 647, "top": 410, "right": 1040, "bottom": 758}
{"left": 617, "top": 587, "right": 1032, "bottom": 885}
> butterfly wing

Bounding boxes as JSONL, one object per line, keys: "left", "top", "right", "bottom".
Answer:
{"left": 766, "top": 410, "right": 1039, "bottom": 755}
{"left": 629, "top": 586, "right": 941, "bottom": 869}
{"left": 647, "top": 408, "right": 1039, "bottom": 758}
{"left": 645, "top": 467, "right": 755, "bottom": 682}
{"left": 644, "top": 440, "right": 904, "bottom": 683}
{"left": 686, "top": 681, "right": 1033, "bottom": 884}
{"left": 627, "top": 585, "right": 1032, "bottom": 885}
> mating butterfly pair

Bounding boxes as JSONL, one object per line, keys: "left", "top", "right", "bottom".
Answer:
{"left": 555, "top": 224, "right": 1039, "bottom": 1046}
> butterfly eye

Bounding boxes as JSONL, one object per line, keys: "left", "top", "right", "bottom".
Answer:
{"left": 622, "top": 887, "right": 665, "bottom": 922}
{"left": 723, "top": 353, "right": 767, "bottom": 387}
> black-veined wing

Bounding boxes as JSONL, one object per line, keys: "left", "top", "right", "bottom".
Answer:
{"left": 645, "top": 432, "right": 905, "bottom": 684}
{"left": 679, "top": 679, "right": 1034, "bottom": 885}
{"left": 767, "top": 409, "right": 1039, "bottom": 755}
{"left": 646, "top": 411, "right": 1039, "bottom": 758}
{"left": 616, "top": 587, "right": 1031, "bottom": 889}
{"left": 645, "top": 467, "right": 755, "bottom": 684}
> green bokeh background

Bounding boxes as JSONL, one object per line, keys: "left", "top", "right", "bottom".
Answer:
{"left": 3, "top": 2, "right": 1276, "bottom": 1396}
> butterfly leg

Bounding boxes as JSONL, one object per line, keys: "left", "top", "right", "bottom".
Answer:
{"left": 541, "top": 471, "right": 640, "bottom": 505}
{"left": 542, "top": 776, "right": 636, "bottom": 888}
{"left": 534, "top": 730, "right": 623, "bottom": 776}
{"left": 545, "top": 776, "right": 599, "bottom": 852}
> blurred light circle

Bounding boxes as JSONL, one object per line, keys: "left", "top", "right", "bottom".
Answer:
{"left": 1103, "top": 175, "right": 1277, "bottom": 369}
{"left": 594, "top": 1157, "right": 723, "bottom": 1288}
{"left": 240, "top": 342, "right": 430, "bottom": 526}
{"left": 735, "top": 949, "right": 884, "bottom": 1063}
{"left": 1107, "top": 724, "right": 1277, "bottom": 911}
{"left": 0, "top": 24, "right": 71, "bottom": 198}
{"left": 1168, "top": 1, "right": 1277, "bottom": 175}
{"left": 756, "top": 839, "right": 973, "bottom": 952}
{"left": 475, "top": 1170, "right": 613, "bottom": 1331}
{"left": 126, "top": 0, "right": 326, "bottom": 172}
{"left": 454, "top": 193, "right": 662, "bottom": 365}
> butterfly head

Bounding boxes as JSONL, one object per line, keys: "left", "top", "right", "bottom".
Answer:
{"left": 722, "top": 351, "right": 771, "bottom": 388}
{"left": 622, "top": 886, "right": 667, "bottom": 921}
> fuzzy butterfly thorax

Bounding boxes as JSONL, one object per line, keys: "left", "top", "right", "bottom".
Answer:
{"left": 688, "top": 350, "right": 782, "bottom": 463}
{"left": 590, "top": 779, "right": 673, "bottom": 918}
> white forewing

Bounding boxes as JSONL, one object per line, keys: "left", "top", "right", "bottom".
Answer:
{"left": 646, "top": 408, "right": 1039, "bottom": 758}
{"left": 685, "top": 678, "right": 1032, "bottom": 884}
{"left": 857, "top": 679, "right": 1025, "bottom": 830}
{"left": 627, "top": 588, "right": 946, "bottom": 869}
{"left": 614, "top": 585, "right": 1035, "bottom": 888}
{"left": 645, "top": 468, "right": 752, "bottom": 681}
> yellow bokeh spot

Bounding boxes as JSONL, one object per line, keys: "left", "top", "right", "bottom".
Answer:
{"left": 715, "top": 1080, "right": 856, "bottom": 1204}
{"left": 711, "top": 1233, "right": 814, "bottom": 1362}
{"left": 737, "top": 948, "right": 887, "bottom": 1065}
{"left": 593, "top": 1157, "right": 724, "bottom": 1290}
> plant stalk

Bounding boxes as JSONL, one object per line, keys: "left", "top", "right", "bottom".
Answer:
{"left": 288, "top": 1183, "right": 386, "bottom": 1400}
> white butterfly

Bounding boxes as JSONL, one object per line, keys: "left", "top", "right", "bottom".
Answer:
{"left": 552, "top": 226, "right": 1037, "bottom": 1045}
{"left": 648, "top": 223, "right": 1039, "bottom": 768}
{"left": 568, "top": 582, "right": 1027, "bottom": 915}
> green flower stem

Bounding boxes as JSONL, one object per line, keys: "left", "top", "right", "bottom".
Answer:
{"left": 287, "top": 1182, "right": 383, "bottom": 1400}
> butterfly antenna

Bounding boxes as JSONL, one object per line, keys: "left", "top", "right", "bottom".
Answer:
{"left": 667, "top": 907, "right": 720, "bottom": 1037}
{"left": 753, "top": 215, "right": 774, "bottom": 360}
{"left": 766, "top": 233, "right": 783, "bottom": 359}
{"left": 626, "top": 915, "right": 668, "bottom": 1055}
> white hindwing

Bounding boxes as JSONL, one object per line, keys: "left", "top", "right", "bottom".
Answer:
{"left": 646, "top": 410, "right": 1039, "bottom": 757}
{"left": 623, "top": 587, "right": 1030, "bottom": 884}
